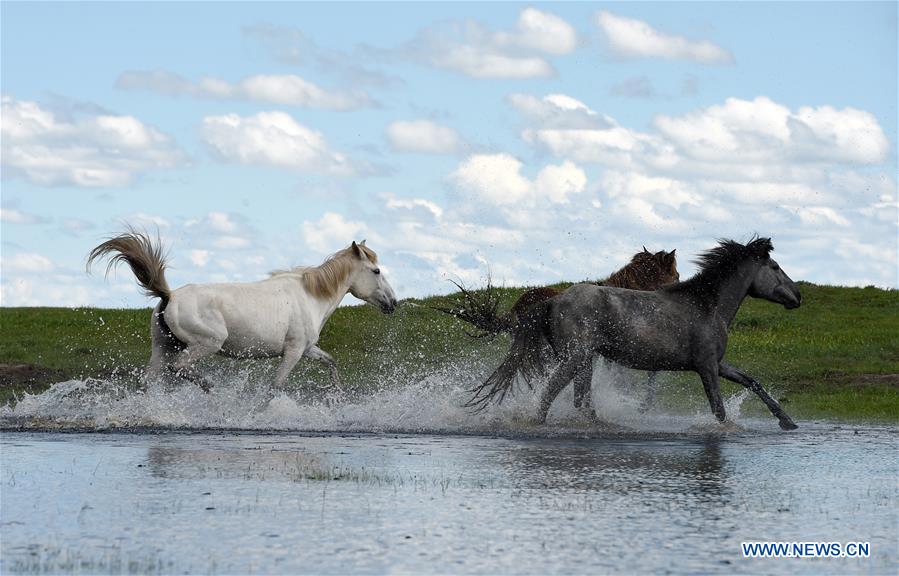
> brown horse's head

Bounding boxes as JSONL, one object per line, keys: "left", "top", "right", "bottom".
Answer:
{"left": 654, "top": 249, "right": 679, "bottom": 285}
{"left": 602, "top": 248, "right": 679, "bottom": 290}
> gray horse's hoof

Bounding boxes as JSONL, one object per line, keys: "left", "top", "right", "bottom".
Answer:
{"left": 779, "top": 418, "right": 798, "bottom": 431}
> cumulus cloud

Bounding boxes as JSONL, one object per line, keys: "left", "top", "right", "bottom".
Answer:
{"left": 510, "top": 92, "right": 894, "bottom": 286}
{"left": 243, "top": 24, "right": 401, "bottom": 89}
{"left": 386, "top": 120, "right": 463, "bottom": 154}
{"left": 507, "top": 93, "right": 613, "bottom": 130}
{"left": 448, "top": 154, "right": 587, "bottom": 207}
{"left": 596, "top": 11, "right": 733, "bottom": 64}
{"left": 520, "top": 95, "right": 890, "bottom": 188}
{"left": 382, "top": 194, "right": 445, "bottom": 220}
{"left": 117, "top": 71, "right": 373, "bottom": 111}
{"left": 3, "top": 252, "right": 55, "bottom": 273}
{"left": 302, "top": 212, "right": 369, "bottom": 254}
{"left": 201, "top": 111, "right": 354, "bottom": 174}
{"left": 1, "top": 204, "right": 49, "bottom": 225}
{"left": 407, "top": 8, "right": 577, "bottom": 79}
{"left": 1, "top": 95, "right": 187, "bottom": 187}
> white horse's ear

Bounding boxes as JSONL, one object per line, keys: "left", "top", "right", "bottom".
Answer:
{"left": 351, "top": 241, "right": 365, "bottom": 259}
{"left": 360, "top": 239, "right": 366, "bottom": 246}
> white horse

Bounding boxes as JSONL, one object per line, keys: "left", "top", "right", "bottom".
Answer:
{"left": 87, "top": 229, "right": 397, "bottom": 391}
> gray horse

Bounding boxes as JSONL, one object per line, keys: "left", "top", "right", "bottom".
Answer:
{"left": 468, "top": 237, "right": 802, "bottom": 430}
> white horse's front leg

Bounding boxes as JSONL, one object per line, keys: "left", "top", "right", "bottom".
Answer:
{"left": 273, "top": 346, "right": 304, "bottom": 389}
{"left": 304, "top": 345, "right": 342, "bottom": 388}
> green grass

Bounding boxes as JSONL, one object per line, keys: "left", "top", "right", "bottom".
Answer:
{"left": 1, "top": 283, "right": 896, "bottom": 421}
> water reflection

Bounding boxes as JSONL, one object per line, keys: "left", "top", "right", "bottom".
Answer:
{"left": 501, "top": 435, "right": 728, "bottom": 500}
{"left": 146, "top": 444, "right": 339, "bottom": 482}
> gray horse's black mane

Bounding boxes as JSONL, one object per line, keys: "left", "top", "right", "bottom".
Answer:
{"left": 665, "top": 236, "right": 773, "bottom": 298}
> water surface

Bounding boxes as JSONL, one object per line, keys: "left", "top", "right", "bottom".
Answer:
{"left": 2, "top": 424, "right": 895, "bottom": 574}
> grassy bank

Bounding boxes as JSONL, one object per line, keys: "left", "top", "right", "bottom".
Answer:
{"left": 1, "top": 283, "right": 897, "bottom": 421}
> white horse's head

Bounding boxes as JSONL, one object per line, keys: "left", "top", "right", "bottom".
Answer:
{"left": 347, "top": 241, "right": 398, "bottom": 314}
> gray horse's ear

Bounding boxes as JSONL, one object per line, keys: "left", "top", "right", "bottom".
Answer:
{"left": 352, "top": 241, "right": 365, "bottom": 258}
{"left": 360, "top": 239, "right": 366, "bottom": 246}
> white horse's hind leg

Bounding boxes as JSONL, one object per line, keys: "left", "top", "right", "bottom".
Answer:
{"left": 170, "top": 343, "right": 221, "bottom": 392}
{"left": 146, "top": 303, "right": 182, "bottom": 385}
{"left": 304, "top": 345, "right": 341, "bottom": 388}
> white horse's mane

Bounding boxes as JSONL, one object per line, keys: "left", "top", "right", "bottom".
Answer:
{"left": 270, "top": 244, "right": 378, "bottom": 300}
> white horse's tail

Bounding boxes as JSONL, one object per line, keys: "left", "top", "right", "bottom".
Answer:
{"left": 87, "top": 228, "right": 171, "bottom": 302}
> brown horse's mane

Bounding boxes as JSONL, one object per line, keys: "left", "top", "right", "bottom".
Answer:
{"left": 600, "top": 249, "right": 678, "bottom": 290}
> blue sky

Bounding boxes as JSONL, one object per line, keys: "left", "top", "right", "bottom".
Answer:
{"left": 2, "top": 2, "right": 896, "bottom": 307}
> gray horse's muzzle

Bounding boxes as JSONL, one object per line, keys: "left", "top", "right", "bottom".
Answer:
{"left": 778, "top": 285, "right": 802, "bottom": 309}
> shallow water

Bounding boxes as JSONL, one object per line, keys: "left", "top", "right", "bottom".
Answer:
{"left": 1, "top": 370, "right": 897, "bottom": 574}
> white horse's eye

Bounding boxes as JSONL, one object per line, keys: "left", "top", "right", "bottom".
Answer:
{"left": 373, "top": 268, "right": 380, "bottom": 275}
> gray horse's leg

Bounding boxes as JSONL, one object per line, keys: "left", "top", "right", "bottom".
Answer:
{"left": 572, "top": 358, "right": 598, "bottom": 422}
{"left": 718, "top": 362, "right": 798, "bottom": 430}
{"left": 698, "top": 366, "right": 726, "bottom": 424}
{"left": 303, "top": 345, "right": 342, "bottom": 388}
{"left": 537, "top": 354, "right": 585, "bottom": 424}
{"left": 638, "top": 372, "right": 659, "bottom": 413}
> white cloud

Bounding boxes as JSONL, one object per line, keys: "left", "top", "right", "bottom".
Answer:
{"left": 408, "top": 8, "right": 576, "bottom": 79}
{"left": 534, "top": 161, "right": 589, "bottom": 204}
{"left": 386, "top": 120, "right": 462, "bottom": 154}
{"left": 448, "top": 154, "right": 587, "bottom": 207}
{"left": 520, "top": 95, "right": 891, "bottom": 192}
{"left": 790, "top": 206, "right": 851, "bottom": 227}
{"left": 524, "top": 124, "right": 661, "bottom": 167}
{"left": 448, "top": 154, "right": 533, "bottom": 205}
{"left": 596, "top": 11, "right": 733, "bottom": 64}
{"left": 302, "top": 212, "right": 368, "bottom": 254}
{"left": 494, "top": 8, "right": 578, "bottom": 55}
{"left": 126, "top": 212, "right": 171, "bottom": 229}
{"left": 61, "top": 218, "right": 95, "bottom": 235}
{"left": 3, "top": 252, "right": 55, "bottom": 273}
{"left": 601, "top": 171, "right": 701, "bottom": 209}
{"left": 189, "top": 250, "right": 211, "bottom": 267}
{"left": 117, "top": 71, "right": 372, "bottom": 111}
{"left": 182, "top": 211, "right": 258, "bottom": 253}
{"left": 1, "top": 95, "right": 187, "bottom": 187}
{"left": 507, "top": 93, "right": 612, "bottom": 130}
{"left": 207, "top": 211, "right": 238, "bottom": 233}
{"left": 201, "top": 111, "right": 353, "bottom": 174}
{"left": 383, "top": 194, "right": 445, "bottom": 220}
{"left": 1, "top": 205, "right": 48, "bottom": 225}
{"left": 654, "top": 97, "right": 889, "bottom": 166}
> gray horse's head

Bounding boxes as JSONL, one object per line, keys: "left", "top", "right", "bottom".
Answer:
{"left": 748, "top": 256, "right": 802, "bottom": 309}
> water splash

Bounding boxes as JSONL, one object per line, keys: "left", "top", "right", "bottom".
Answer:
{"left": 1, "top": 359, "right": 761, "bottom": 435}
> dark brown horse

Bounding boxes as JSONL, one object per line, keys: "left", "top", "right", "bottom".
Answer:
{"left": 436, "top": 248, "right": 679, "bottom": 338}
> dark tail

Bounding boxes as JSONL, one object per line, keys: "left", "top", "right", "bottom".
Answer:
{"left": 430, "top": 279, "right": 513, "bottom": 338}
{"left": 465, "top": 299, "right": 554, "bottom": 411}
{"left": 86, "top": 227, "right": 171, "bottom": 302}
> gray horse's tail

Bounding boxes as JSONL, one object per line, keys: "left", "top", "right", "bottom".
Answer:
{"left": 465, "top": 299, "right": 554, "bottom": 411}
{"left": 87, "top": 228, "right": 171, "bottom": 303}
{"left": 431, "top": 279, "right": 513, "bottom": 338}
